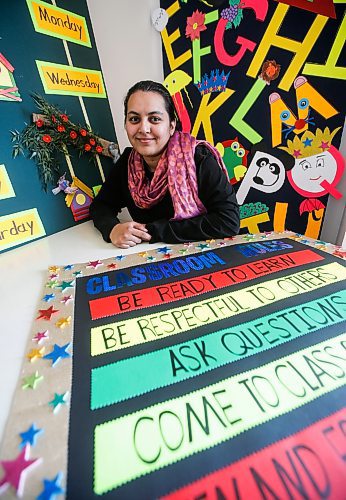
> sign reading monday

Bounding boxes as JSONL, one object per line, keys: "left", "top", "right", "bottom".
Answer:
{"left": 26, "top": 0, "right": 91, "bottom": 47}
{"left": 36, "top": 61, "right": 106, "bottom": 98}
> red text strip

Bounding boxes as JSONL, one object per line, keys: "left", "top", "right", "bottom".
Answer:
{"left": 163, "top": 409, "right": 346, "bottom": 499}
{"left": 89, "top": 249, "right": 323, "bottom": 320}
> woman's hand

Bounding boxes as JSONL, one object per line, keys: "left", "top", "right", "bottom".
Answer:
{"left": 110, "top": 222, "right": 151, "bottom": 248}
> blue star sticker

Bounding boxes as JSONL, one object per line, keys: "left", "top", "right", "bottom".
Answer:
{"left": 37, "top": 472, "right": 64, "bottom": 499}
{"left": 64, "top": 264, "right": 74, "bottom": 271}
{"left": 303, "top": 137, "right": 313, "bottom": 147}
{"left": 115, "top": 255, "right": 125, "bottom": 261}
{"left": 157, "top": 246, "right": 171, "bottom": 254}
{"left": 42, "top": 294, "right": 55, "bottom": 302}
{"left": 19, "top": 423, "right": 43, "bottom": 448}
{"left": 43, "top": 343, "right": 71, "bottom": 367}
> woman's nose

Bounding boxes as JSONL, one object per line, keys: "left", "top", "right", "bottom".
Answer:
{"left": 138, "top": 119, "right": 150, "bottom": 134}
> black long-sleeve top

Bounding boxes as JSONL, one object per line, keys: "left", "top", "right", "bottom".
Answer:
{"left": 89, "top": 145, "right": 240, "bottom": 244}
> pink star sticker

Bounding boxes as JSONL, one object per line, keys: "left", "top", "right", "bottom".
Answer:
{"left": 0, "top": 445, "right": 41, "bottom": 497}
{"left": 61, "top": 295, "right": 73, "bottom": 305}
{"left": 87, "top": 260, "right": 102, "bottom": 269}
{"left": 319, "top": 141, "right": 329, "bottom": 150}
{"left": 32, "top": 331, "right": 49, "bottom": 344}
{"left": 293, "top": 149, "right": 302, "bottom": 158}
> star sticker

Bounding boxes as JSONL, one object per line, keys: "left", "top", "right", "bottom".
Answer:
{"left": 163, "top": 253, "right": 172, "bottom": 259}
{"left": 57, "top": 280, "right": 74, "bottom": 292}
{"left": 196, "top": 243, "right": 210, "bottom": 251}
{"left": 48, "top": 392, "right": 69, "bottom": 413}
{"left": 55, "top": 317, "right": 71, "bottom": 329}
{"left": 183, "top": 242, "right": 193, "bottom": 247}
{"left": 19, "top": 424, "right": 43, "bottom": 448}
{"left": 37, "top": 472, "right": 64, "bottom": 500}
{"left": 115, "top": 255, "right": 125, "bottom": 261}
{"left": 243, "top": 235, "right": 256, "bottom": 241}
{"left": 32, "top": 331, "right": 49, "bottom": 344}
{"left": 49, "top": 273, "right": 59, "bottom": 280}
{"left": 0, "top": 445, "right": 41, "bottom": 497}
{"left": 157, "top": 246, "right": 171, "bottom": 254}
{"left": 48, "top": 266, "right": 60, "bottom": 274}
{"left": 37, "top": 306, "right": 59, "bottom": 321}
{"left": 27, "top": 347, "right": 45, "bottom": 363}
{"left": 319, "top": 141, "right": 329, "bottom": 150}
{"left": 206, "top": 239, "right": 215, "bottom": 244}
{"left": 224, "top": 236, "right": 235, "bottom": 241}
{"left": 217, "top": 241, "right": 227, "bottom": 246}
{"left": 107, "top": 263, "right": 117, "bottom": 270}
{"left": 146, "top": 256, "right": 156, "bottom": 262}
{"left": 303, "top": 137, "right": 313, "bottom": 147}
{"left": 64, "top": 264, "right": 74, "bottom": 271}
{"left": 42, "top": 294, "right": 55, "bottom": 302}
{"left": 333, "top": 249, "right": 346, "bottom": 259}
{"left": 179, "top": 248, "right": 189, "bottom": 254}
{"left": 73, "top": 270, "right": 82, "bottom": 277}
{"left": 293, "top": 149, "right": 302, "bottom": 158}
{"left": 138, "top": 251, "right": 148, "bottom": 258}
{"left": 22, "top": 371, "right": 44, "bottom": 390}
{"left": 45, "top": 280, "right": 58, "bottom": 289}
{"left": 87, "top": 260, "right": 102, "bottom": 269}
{"left": 61, "top": 295, "right": 73, "bottom": 305}
{"left": 43, "top": 343, "right": 71, "bottom": 366}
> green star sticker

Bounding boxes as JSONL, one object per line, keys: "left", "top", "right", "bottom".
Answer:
{"left": 57, "top": 280, "right": 75, "bottom": 291}
{"left": 22, "top": 371, "right": 44, "bottom": 389}
{"left": 49, "top": 392, "right": 69, "bottom": 413}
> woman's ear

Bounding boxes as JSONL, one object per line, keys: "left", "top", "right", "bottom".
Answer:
{"left": 170, "top": 120, "right": 176, "bottom": 136}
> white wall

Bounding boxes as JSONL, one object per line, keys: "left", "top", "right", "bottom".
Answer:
{"left": 87, "top": 0, "right": 346, "bottom": 245}
{"left": 87, "top": 0, "right": 163, "bottom": 152}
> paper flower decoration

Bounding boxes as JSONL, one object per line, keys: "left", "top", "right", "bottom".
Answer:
{"left": 185, "top": 10, "right": 207, "bottom": 41}
{"left": 11, "top": 94, "right": 104, "bottom": 191}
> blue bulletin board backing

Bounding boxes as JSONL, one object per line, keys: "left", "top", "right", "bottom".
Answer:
{"left": 0, "top": 0, "right": 117, "bottom": 253}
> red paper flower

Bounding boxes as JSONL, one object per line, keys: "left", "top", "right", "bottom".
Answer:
{"left": 51, "top": 115, "right": 57, "bottom": 123}
{"left": 60, "top": 114, "right": 69, "bottom": 122}
{"left": 42, "top": 134, "right": 52, "bottom": 143}
{"left": 36, "top": 119, "right": 44, "bottom": 128}
{"left": 57, "top": 125, "right": 65, "bottom": 132}
{"left": 89, "top": 138, "right": 96, "bottom": 146}
{"left": 96, "top": 145, "right": 103, "bottom": 153}
{"left": 69, "top": 130, "right": 78, "bottom": 139}
{"left": 186, "top": 10, "right": 206, "bottom": 41}
{"left": 80, "top": 129, "right": 87, "bottom": 137}
{"left": 84, "top": 143, "right": 91, "bottom": 151}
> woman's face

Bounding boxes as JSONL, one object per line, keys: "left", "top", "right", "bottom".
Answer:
{"left": 125, "top": 90, "right": 176, "bottom": 167}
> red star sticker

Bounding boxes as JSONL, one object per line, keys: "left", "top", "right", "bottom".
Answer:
{"left": 107, "top": 263, "right": 117, "bottom": 269}
{"left": 293, "top": 149, "right": 302, "bottom": 158}
{"left": 320, "top": 141, "right": 329, "bottom": 150}
{"left": 36, "top": 305, "right": 59, "bottom": 320}
{"left": 87, "top": 260, "right": 102, "bottom": 269}
{"left": 163, "top": 253, "right": 172, "bottom": 259}
{"left": 0, "top": 445, "right": 41, "bottom": 496}
{"left": 333, "top": 249, "right": 346, "bottom": 259}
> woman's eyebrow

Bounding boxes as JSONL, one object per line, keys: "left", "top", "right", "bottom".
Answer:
{"left": 127, "top": 110, "right": 164, "bottom": 116}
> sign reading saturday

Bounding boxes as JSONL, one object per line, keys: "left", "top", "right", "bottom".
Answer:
{"left": 36, "top": 61, "right": 106, "bottom": 98}
{"left": 26, "top": 0, "right": 91, "bottom": 47}
{"left": 0, "top": 208, "right": 45, "bottom": 251}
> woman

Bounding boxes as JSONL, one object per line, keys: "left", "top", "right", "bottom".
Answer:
{"left": 90, "top": 80, "right": 240, "bottom": 248}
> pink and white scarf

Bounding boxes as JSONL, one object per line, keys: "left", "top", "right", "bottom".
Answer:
{"left": 128, "top": 131, "right": 229, "bottom": 220}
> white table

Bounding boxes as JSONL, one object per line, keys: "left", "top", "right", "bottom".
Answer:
{"left": 0, "top": 220, "right": 160, "bottom": 443}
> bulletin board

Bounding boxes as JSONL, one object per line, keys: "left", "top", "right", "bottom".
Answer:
{"left": 0, "top": 0, "right": 117, "bottom": 254}
{"left": 0, "top": 232, "right": 345, "bottom": 498}
{"left": 159, "top": 0, "right": 345, "bottom": 239}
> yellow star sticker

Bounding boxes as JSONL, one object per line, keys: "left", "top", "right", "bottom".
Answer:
{"left": 138, "top": 251, "right": 148, "bottom": 258}
{"left": 27, "top": 347, "right": 45, "bottom": 362}
{"left": 55, "top": 316, "right": 71, "bottom": 329}
{"left": 48, "top": 265, "right": 60, "bottom": 274}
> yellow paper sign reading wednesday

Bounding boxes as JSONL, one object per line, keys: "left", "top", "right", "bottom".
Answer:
{"left": 26, "top": 0, "right": 91, "bottom": 47}
{"left": 36, "top": 61, "right": 106, "bottom": 98}
{"left": 0, "top": 209, "right": 45, "bottom": 251}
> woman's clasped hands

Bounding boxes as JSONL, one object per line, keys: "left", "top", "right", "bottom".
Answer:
{"left": 109, "top": 221, "right": 151, "bottom": 249}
